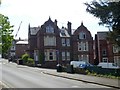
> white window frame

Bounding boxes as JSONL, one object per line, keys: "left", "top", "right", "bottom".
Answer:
{"left": 66, "top": 38, "right": 70, "bottom": 46}
{"left": 62, "top": 38, "right": 66, "bottom": 46}
{"left": 102, "top": 58, "right": 108, "bottom": 63}
{"left": 66, "top": 52, "right": 70, "bottom": 60}
{"left": 78, "top": 42, "right": 88, "bottom": 51}
{"left": 62, "top": 52, "right": 65, "bottom": 60}
{"left": 45, "top": 49, "right": 56, "bottom": 61}
{"left": 44, "top": 36, "right": 56, "bottom": 46}
{"left": 113, "top": 45, "right": 120, "bottom": 53}
{"left": 114, "top": 56, "right": 120, "bottom": 67}
{"left": 102, "top": 49, "right": 107, "bottom": 56}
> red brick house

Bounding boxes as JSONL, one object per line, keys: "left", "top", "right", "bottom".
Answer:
{"left": 28, "top": 18, "right": 94, "bottom": 68}
{"left": 28, "top": 25, "right": 40, "bottom": 58}
{"left": 72, "top": 22, "right": 94, "bottom": 64}
{"left": 15, "top": 40, "right": 28, "bottom": 59}
{"left": 95, "top": 32, "right": 120, "bottom": 67}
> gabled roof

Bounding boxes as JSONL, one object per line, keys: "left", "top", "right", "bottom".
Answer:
{"left": 29, "top": 27, "right": 40, "bottom": 35}
{"left": 43, "top": 17, "right": 55, "bottom": 26}
{"left": 73, "top": 22, "right": 92, "bottom": 37}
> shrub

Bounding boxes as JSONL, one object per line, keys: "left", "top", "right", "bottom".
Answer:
{"left": 27, "top": 58, "right": 35, "bottom": 66}
{"left": 21, "top": 53, "right": 29, "bottom": 65}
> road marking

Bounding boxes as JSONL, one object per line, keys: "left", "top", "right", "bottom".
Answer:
{"left": 72, "top": 85, "right": 79, "bottom": 88}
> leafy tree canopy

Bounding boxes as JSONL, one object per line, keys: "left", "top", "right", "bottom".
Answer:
{"left": 85, "top": 0, "right": 120, "bottom": 46}
{"left": 0, "top": 14, "right": 14, "bottom": 57}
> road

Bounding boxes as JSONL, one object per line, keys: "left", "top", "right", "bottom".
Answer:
{"left": 0, "top": 58, "right": 114, "bottom": 88}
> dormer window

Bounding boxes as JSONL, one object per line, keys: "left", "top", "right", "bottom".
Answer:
{"left": 79, "top": 32, "right": 86, "bottom": 39}
{"left": 46, "top": 25, "right": 54, "bottom": 33}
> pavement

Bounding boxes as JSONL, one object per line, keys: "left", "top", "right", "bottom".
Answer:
{"left": 43, "top": 69, "right": 120, "bottom": 89}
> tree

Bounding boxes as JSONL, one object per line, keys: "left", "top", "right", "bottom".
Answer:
{"left": 0, "top": 14, "right": 14, "bottom": 58}
{"left": 85, "top": 0, "right": 120, "bottom": 46}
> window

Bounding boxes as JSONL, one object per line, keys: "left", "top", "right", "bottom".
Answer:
{"left": 11, "top": 46, "right": 15, "bottom": 50}
{"left": 46, "top": 25, "right": 54, "bottom": 33}
{"left": 49, "top": 52, "right": 53, "bottom": 60}
{"left": 78, "top": 42, "right": 88, "bottom": 51}
{"left": 113, "top": 45, "right": 120, "bottom": 53}
{"left": 44, "top": 36, "right": 56, "bottom": 46}
{"left": 78, "top": 55, "right": 89, "bottom": 62}
{"left": 79, "top": 32, "right": 86, "bottom": 39}
{"left": 78, "top": 55, "right": 83, "bottom": 61}
{"left": 66, "top": 38, "right": 70, "bottom": 46}
{"left": 62, "top": 38, "right": 66, "bottom": 46}
{"left": 45, "top": 49, "right": 56, "bottom": 61}
{"left": 114, "top": 56, "right": 120, "bottom": 67}
{"left": 102, "top": 58, "right": 108, "bottom": 62}
{"left": 78, "top": 42, "right": 82, "bottom": 51}
{"left": 102, "top": 49, "right": 107, "bottom": 56}
{"left": 67, "top": 52, "right": 70, "bottom": 60}
{"left": 62, "top": 52, "right": 65, "bottom": 60}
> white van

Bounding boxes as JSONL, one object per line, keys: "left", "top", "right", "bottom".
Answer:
{"left": 97, "top": 62, "right": 119, "bottom": 69}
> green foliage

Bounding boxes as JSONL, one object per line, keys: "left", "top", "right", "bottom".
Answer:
{"left": 21, "top": 53, "right": 35, "bottom": 66}
{"left": 85, "top": 0, "right": 120, "bottom": 46}
{"left": 22, "top": 53, "right": 29, "bottom": 64}
{"left": 0, "top": 14, "right": 14, "bottom": 57}
{"left": 27, "top": 58, "right": 35, "bottom": 66}
{"left": 85, "top": 70, "right": 120, "bottom": 79}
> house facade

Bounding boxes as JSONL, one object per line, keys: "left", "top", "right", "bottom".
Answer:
{"left": 95, "top": 32, "right": 120, "bottom": 67}
{"left": 15, "top": 40, "right": 28, "bottom": 58}
{"left": 72, "top": 22, "right": 94, "bottom": 64}
{"left": 9, "top": 39, "right": 28, "bottom": 61}
{"left": 28, "top": 18, "right": 94, "bottom": 68}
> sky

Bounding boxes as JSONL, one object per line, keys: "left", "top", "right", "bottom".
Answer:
{"left": 0, "top": 0, "right": 109, "bottom": 39}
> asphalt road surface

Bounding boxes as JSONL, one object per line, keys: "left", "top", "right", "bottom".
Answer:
{"left": 0, "top": 58, "right": 114, "bottom": 88}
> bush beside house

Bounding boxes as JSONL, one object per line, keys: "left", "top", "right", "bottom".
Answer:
{"left": 21, "top": 53, "right": 35, "bottom": 66}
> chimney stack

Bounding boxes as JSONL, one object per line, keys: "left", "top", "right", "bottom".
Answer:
{"left": 67, "top": 21, "right": 72, "bottom": 35}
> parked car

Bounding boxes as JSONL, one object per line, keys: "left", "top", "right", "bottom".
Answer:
{"left": 79, "top": 63, "right": 93, "bottom": 68}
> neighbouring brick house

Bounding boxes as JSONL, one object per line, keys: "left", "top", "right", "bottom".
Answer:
{"left": 15, "top": 40, "right": 29, "bottom": 59}
{"left": 9, "top": 39, "right": 28, "bottom": 60}
{"left": 72, "top": 22, "right": 94, "bottom": 64}
{"left": 28, "top": 24, "right": 40, "bottom": 58}
{"left": 95, "top": 32, "right": 120, "bottom": 67}
{"left": 28, "top": 18, "right": 94, "bottom": 68}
